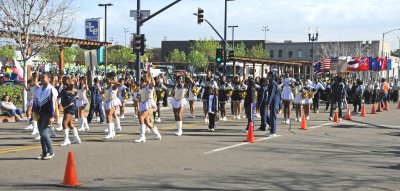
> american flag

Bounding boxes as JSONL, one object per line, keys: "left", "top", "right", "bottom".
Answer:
{"left": 322, "top": 58, "right": 331, "bottom": 71}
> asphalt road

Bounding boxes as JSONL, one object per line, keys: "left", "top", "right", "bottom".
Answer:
{"left": 0, "top": 101, "right": 399, "bottom": 191}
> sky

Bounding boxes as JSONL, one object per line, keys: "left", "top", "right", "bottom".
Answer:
{"left": 73, "top": 0, "right": 400, "bottom": 50}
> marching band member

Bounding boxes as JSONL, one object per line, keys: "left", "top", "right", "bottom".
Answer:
{"left": 311, "top": 78, "right": 325, "bottom": 113}
{"left": 170, "top": 75, "right": 189, "bottom": 136}
{"left": 103, "top": 72, "right": 122, "bottom": 140}
{"left": 134, "top": 72, "right": 161, "bottom": 143}
{"left": 303, "top": 79, "right": 313, "bottom": 120}
{"left": 231, "top": 76, "right": 247, "bottom": 120}
{"left": 265, "top": 71, "right": 280, "bottom": 137}
{"left": 200, "top": 70, "right": 218, "bottom": 124}
{"left": 218, "top": 76, "right": 232, "bottom": 121}
{"left": 60, "top": 76, "right": 81, "bottom": 146}
{"left": 257, "top": 77, "right": 269, "bottom": 131}
{"left": 187, "top": 73, "right": 200, "bottom": 118}
{"left": 281, "top": 71, "right": 296, "bottom": 124}
{"left": 293, "top": 80, "right": 304, "bottom": 121}
{"left": 117, "top": 78, "right": 128, "bottom": 119}
{"left": 154, "top": 76, "right": 167, "bottom": 122}
{"left": 77, "top": 77, "right": 90, "bottom": 131}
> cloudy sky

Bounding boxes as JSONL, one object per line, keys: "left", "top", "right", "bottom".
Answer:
{"left": 74, "top": 0, "right": 400, "bottom": 50}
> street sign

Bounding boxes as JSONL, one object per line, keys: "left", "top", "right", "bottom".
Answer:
{"left": 85, "top": 18, "right": 104, "bottom": 42}
{"left": 130, "top": 10, "right": 151, "bottom": 21}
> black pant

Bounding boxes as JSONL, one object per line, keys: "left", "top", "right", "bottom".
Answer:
{"left": 330, "top": 98, "right": 343, "bottom": 118}
{"left": 208, "top": 112, "right": 215, "bottom": 129}
{"left": 313, "top": 92, "right": 320, "bottom": 111}
{"left": 325, "top": 95, "right": 331, "bottom": 111}
{"left": 353, "top": 97, "right": 362, "bottom": 112}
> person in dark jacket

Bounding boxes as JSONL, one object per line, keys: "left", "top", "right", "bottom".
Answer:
{"left": 87, "top": 78, "right": 105, "bottom": 124}
{"left": 329, "top": 76, "right": 345, "bottom": 121}
{"left": 206, "top": 87, "right": 218, "bottom": 131}
{"left": 266, "top": 71, "right": 280, "bottom": 137}
{"left": 244, "top": 78, "right": 257, "bottom": 132}
{"left": 256, "top": 78, "right": 269, "bottom": 131}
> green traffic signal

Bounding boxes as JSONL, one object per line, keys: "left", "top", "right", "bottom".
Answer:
{"left": 217, "top": 58, "right": 221, "bottom": 62}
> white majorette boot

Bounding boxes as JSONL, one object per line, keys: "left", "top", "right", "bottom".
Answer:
{"left": 71, "top": 128, "right": 81, "bottom": 144}
{"left": 134, "top": 124, "right": 146, "bottom": 143}
{"left": 56, "top": 117, "right": 63, "bottom": 131}
{"left": 104, "top": 123, "right": 114, "bottom": 140}
{"left": 151, "top": 125, "right": 162, "bottom": 140}
{"left": 25, "top": 120, "right": 33, "bottom": 130}
{"left": 114, "top": 117, "right": 121, "bottom": 132}
{"left": 111, "top": 123, "right": 116, "bottom": 138}
{"left": 31, "top": 120, "right": 39, "bottom": 135}
{"left": 83, "top": 118, "right": 89, "bottom": 131}
{"left": 78, "top": 118, "right": 85, "bottom": 131}
{"left": 174, "top": 121, "right": 183, "bottom": 136}
{"left": 60, "top": 128, "right": 71, "bottom": 147}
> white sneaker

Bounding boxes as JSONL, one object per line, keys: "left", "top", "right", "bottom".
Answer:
{"left": 134, "top": 137, "right": 146, "bottom": 143}
{"left": 339, "top": 118, "right": 343, "bottom": 121}
{"left": 95, "top": 117, "right": 100, "bottom": 122}
{"left": 237, "top": 115, "right": 241, "bottom": 120}
{"left": 24, "top": 124, "right": 33, "bottom": 130}
{"left": 233, "top": 115, "right": 237, "bottom": 119}
{"left": 104, "top": 128, "right": 109, "bottom": 132}
{"left": 120, "top": 115, "right": 125, "bottom": 119}
{"left": 60, "top": 139, "right": 71, "bottom": 147}
{"left": 295, "top": 118, "right": 299, "bottom": 122}
{"left": 74, "top": 118, "right": 78, "bottom": 122}
{"left": 266, "top": 133, "right": 277, "bottom": 137}
{"left": 155, "top": 118, "right": 161, "bottom": 122}
{"left": 56, "top": 125, "right": 63, "bottom": 131}
{"left": 222, "top": 117, "right": 227, "bottom": 121}
{"left": 298, "top": 117, "right": 302, "bottom": 122}
{"left": 255, "top": 113, "right": 261, "bottom": 118}
{"left": 329, "top": 117, "right": 333, "bottom": 121}
{"left": 210, "top": 128, "right": 215, "bottom": 132}
{"left": 286, "top": 119, "right": 290, "bottom": 124}
{"left": 104, "top": 134, "right": 113, "bottom": 140}
{"left": 50, "top": 130, "right": 57, "bottom": 138}
{"left": 306, "top": 116, "right": 310, "bottom": 120}
{"left": 190, "top": 115, "right": 196, "bottom": 118}
{"left": 31, "top": 129, "right": 39, "bottom": 135}
{"left": 34, "top": 135, "right": 41, "bottom": 140}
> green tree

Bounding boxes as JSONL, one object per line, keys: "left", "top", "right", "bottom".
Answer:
{"left": 227, "top": 42, "right": 247, "bottom": 58}
{"left": 40, "top": 46, "right": 77, "bottom": 64}
{"left": 142, "top": 48, "right": 154, "bottom": 62}
{"left": 191, "top": 39, "right": 221, "bottom": 62}
{"left": 108, "top": 47, "right": 135, "bottom": 67}
{"left": 247, "top": 43, "right": 268, "bottom": 59}
{"left": 187, "top": 50, "right": 208, "bottom": 71}
{"left": 166, "top": 49, "right": 186, "bottom": 63}
{"left": 0, "top": 45, "right": 15, "bottom": 58}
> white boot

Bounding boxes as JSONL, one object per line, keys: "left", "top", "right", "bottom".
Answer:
{"left": 83, "top": 118, "right": 90, "bottom": 131}
{"left": 78, "top": 118, "right": 85, "bottom": 131}
{"left": 104, "top": 123, "right": 114, "bottom": 140}
{"left": 134, "top": 124, "right": 146, "bottom": 143}
{"left": 151, "top": 125, "right": 162, "bottom": 140}
{"left": 71, "top": 128, "right": 81, "bottom": 144}
{"left": 31, "top": 121, "right": 38, "bottom": 135}
{"left": 24, "top": 121, "right": 33, "bottom": 130}
{"left": 114, "top": 117, "right": 121, "bottom": 132}
{"left": 56, "top": 117, "right": 63, "bottom": 131}
{"left": 60, "top": 128, "right": 71, "bottom": 147}
{"left": 111, "top": 123, "right": 116, "bottom": 137}
{"left": 174, "top": 121, "right": 183, "bottom": 136}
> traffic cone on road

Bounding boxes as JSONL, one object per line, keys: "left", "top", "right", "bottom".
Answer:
{"left": 345, "top": 108, "right": 352, "bottom": 120}
{"left": 371, "top": 103, "right": 377, "bottom": 114}
{"left": 60, "top": 152, "right": 82, "bottom": 187}
{"left": 360, "top": 105, "right": 366, "bottom": 117}
{"left": 245, "top": 122, "right": 255, "bottom": 143}
{"left": 333, "top": 110, "right": 339, "bottom": 123}
{"left": 300, "top": 114, "right": 307, "bottom": 130}
{"left": 377, "top": 102, "right": 383, "bottom": 112}
{"left": 384, "top": 101, "right": 389, "bottom": 110}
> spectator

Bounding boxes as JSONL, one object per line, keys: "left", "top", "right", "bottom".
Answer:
{"left": 0, "top": 95, "right": 24, "bottom": 121}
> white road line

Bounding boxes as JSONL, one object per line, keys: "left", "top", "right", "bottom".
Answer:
{"left": 309, "top": 122, "right": 336, "bottom": 129}
{"left": 204, "top": 135, "right": 281, "bottom": 154}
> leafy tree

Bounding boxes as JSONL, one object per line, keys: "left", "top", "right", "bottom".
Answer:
{"left": 247, "top": 43, "right": 268, "bottom": 59}
{"left": 0, "top": 45, "right": 15, "bottom": 58}
{"left": 227, "top": 42, "right": 247, "bottom": 58}
{"left": 166, "top": 49, "right": 186, "bottom": 63}
{"left": 40, "top": 46, "right": 77, "bottom": 64}
{"left": 187, "top": 50, "right": 208, "bottom": 71}
{"left": 191, "top": 39, "right": 221, "bottom": 62}
{"left": 108, "top": 47, "right": 135, "bottom": 67}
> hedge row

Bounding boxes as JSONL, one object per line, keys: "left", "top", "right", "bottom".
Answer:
{"left": 0, "top": 85, "right": 23, "bottom": 109}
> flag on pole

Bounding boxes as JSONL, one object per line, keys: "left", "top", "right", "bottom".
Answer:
{"left": 322, "top": 58, "right": 331, "bottom": 71}
{"left": 380, "top": 56, "right": 387, "bottom": 70}
{"left": 347, "top": 57, "right": 360, "bottom": 71}
{"left": 387, "top": 58, "right": 392, "bottom": 70}
{"left": 372, "top": 57, "right": 380, "bottom": 71}
{"left": 357, "top": 57, "right": 369, "bottom": 71}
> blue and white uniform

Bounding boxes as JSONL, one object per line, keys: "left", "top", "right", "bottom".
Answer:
{"left": 76, "top": 85, "right": 89, "bottom": 108}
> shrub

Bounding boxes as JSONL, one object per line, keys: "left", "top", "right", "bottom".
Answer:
{"left": 0, "top": 84, "right": 23, "bottom": 109}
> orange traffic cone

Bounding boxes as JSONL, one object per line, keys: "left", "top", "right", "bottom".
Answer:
{"left": 360, "top": 105, "right": 366, "bottom": 117}
{"left": 300, "top": 114, "right": 307, "bottom": 130}
{"left": 371, "top": 103, "right": 377, "bottom": 114}
{"left": 60, "top": 152, "right": 82, "bottom": 187}
{"left": 345, "top": 108, "right": 352, "bottom": 120}
{"left": 383, "top": 101, "right": 389, "bottom": 110}
{"left": 377, "top": 102, "right": 383, "bottom": 112}
{"left": 245, "top": 122, "right": 255, "bottom": 143}
{"left": 397, "top": 101, "right": 400, "bottom": 109}
{"left": 333, "top": 110, "right": 339, "bottom": 123}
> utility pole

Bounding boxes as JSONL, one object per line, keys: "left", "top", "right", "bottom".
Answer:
{"left": 98, "top": 3, "right": 113, "bottom": 73}
{"left": 223, "top": 0, "right": 234, "bottom": 75}
{"left": 124, "top": 27, "right": 129, "bottom": 47}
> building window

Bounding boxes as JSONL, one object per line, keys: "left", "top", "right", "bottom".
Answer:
{"left": 298, "top": 49, "right": 303, "bottom": 58}
{"left": 270, "top": 50, "right": 274, "bottom": 58}
{"left": 310, "top": 49, "right": 313, "bottom": 58}
{"left": 288, "top": 51, "right": 293, "bottom": 58}
{"left": 278, "top": 49, "right": 283, "bottom": 58}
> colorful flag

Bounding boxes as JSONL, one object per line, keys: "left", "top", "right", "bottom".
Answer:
{"left": 357, "top": 57, "right": 369, "bottom": 71}
{"left": 322, "top": 58, "right": 331, "bottom": 71}
{"left": 387, "top": 58, "right": 392, "bottom": 70}
{"left": 381, "top": 56, "right": 387, "bottom": 70}
{"left": 347, "top": 57, "right": 360, "bottom": 71}
{"left": 368, "top": 57, "right": 373, "bottom": 70}
{"left": 372, "top": 57, "right": 379, "bottom": 71}
{"left": 337, "top": 56, "right": 348, "bottom": 73}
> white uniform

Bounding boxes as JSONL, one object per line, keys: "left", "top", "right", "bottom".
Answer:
{"left": 105, "top": 86, "right": 122, "bottom": 110}
{"left": 139, "top": 84, "right": 157, "bottom": 112}
{"left": 26, "top": 86, "right": 37, "bottom": 108}
{"left": 117, "top": 85, "right": 127, "bottom": 103}
{"left": 281, "top": 77, "right": 295, "bottom": 101}
{"left": 170, "top": 85, "right": 188, "bottom": 108}
{"left": 303, "top": 85, "right": 313, "bottom": 105}
{"left": 293, "top": 85, "right": 304, "bottom": 105}
{"left": 188, "top": 84, "right": 200, "bottom": 101}
{"left": 76, "top": 85, "right": 89, "bottom": 108}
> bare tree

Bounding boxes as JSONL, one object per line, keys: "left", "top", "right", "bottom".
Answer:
{"left": 0, "top": 0, "right": 75, "bottom": 110}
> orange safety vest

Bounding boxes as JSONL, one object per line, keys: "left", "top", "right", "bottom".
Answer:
{"left": 382, "top": 82, "right": 389, "bottom": 93}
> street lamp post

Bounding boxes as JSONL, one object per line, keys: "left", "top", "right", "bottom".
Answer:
{"left": 382, "top": 29, "right": 400, "bottom": 78}
{"left": 262, "top": 26, "right": 269, "bottom": 43}
{"left": 98, "top": 3, "right": 113, "bottom": 73}
{"left": 223, "top": 0, "right": 234, "bottom": 75}
{"left": 360, "top": 40, "right": 371, "bottom": 80}
{"left": 123, "top": 27, "right": 129, "bottom": 47}
{"left": 308, "top": 27, "right": 319, "bottom": 80}
{"left": 228, "top": 25, "right": 238, "bottom": 49}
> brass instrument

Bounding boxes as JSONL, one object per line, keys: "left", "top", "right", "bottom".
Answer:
{"left": 191, "top": 86, "right": 200, "bottom": 96}
{"left": 301, "top": 89, "right": 308, "bottom": 99}
{"left": 308, "top": 91, "right": 315, "bottom": 99}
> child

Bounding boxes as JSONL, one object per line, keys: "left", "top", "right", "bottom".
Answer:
{"left": 207, "top": 87, "right": 218, "bottom": 132}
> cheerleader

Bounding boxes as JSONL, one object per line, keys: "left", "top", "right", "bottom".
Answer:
{"left": 55, "top": 76, "right": 64, "bottom": 131}
{"left": 24, "top": 74, "right": 39, "bottom": 133}
{"left": 76, "top": 77, "right": 90, "bottom": 132}
{"left": 60, "top": 76, "right": 81, "bottom": 146}
{"left": 303, "top": 79, "right": 313, "bottom": 120}
{"left": 131, "top": 81, "right": 140, "bottom": 117}
{"left": 218, "top": 76, "right": 232, "bottom": 121}
{"left": 170, "top": 75, "right": 189, "bottom": 136}
{"left": 103, "top": 72, "right": 122, "bottom": 140}
{"left": 187, "top": 73, "right": 199, "bottom": 118}
{"left": 293, "top": 81, "right": 303, "bottom": 121}
{"left": 117, "top": 78, "right": 128, "bottom": 119}
{"left": 154, "top": 76, "right": 167, "bottom": 122}
{"left": 134, "top": 72, "right": 161, "bottom": 143}
{"left": 280, "top": 71, "right": 295, "bottom": 124}
{"left": 200, "top": 70, "right": 218, "bottom": 124}
{"left": 231, "top": 76, "right": 247, "bottom": 119}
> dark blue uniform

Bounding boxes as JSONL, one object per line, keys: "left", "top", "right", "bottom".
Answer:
{"left": 257, "top": 85, "right": 270, "bottom": 130}
{"left": 330, "top": 82, "right": 345, "bottom": 118}
{"left": 267, "top": 79, "right": 281, "bottom": 134}
{"left": 87, "top": 84, "right": 105, "bottom": 123}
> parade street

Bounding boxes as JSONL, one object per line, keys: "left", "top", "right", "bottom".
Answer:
{"left": 0, "top": 101, "right": 399, "bottom": 191}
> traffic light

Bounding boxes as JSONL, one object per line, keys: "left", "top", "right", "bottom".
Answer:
{"left": 140, "top": 34, "right": 146, "bottom": 56}
{"left": 197, "top": 8, "right": 204, "bottom": 24}
{"left": 216, "top": 48, "right": 223, "bottom": 64}
{"left": 134, "top": 34, "right": 141, "bottom": 54}
{"left": 228, "top": 50, "right": 234, "bottom": 61}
